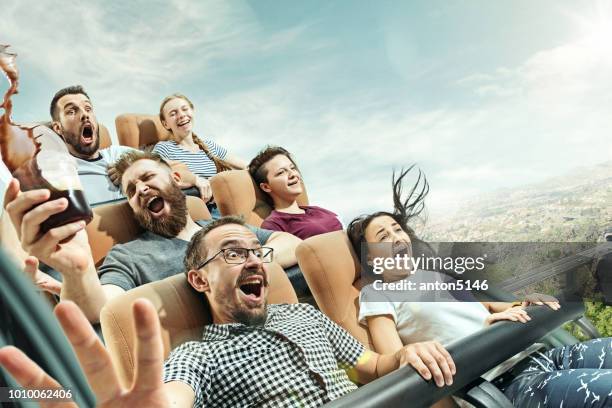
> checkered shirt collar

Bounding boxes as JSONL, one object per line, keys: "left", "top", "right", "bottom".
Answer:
{"left": 200, "top": 305, "right": 280, "bottom": 341}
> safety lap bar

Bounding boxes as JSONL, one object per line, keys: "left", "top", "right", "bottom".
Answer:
{"left": 324, "top": 302, "right": 584, "bottom": 408}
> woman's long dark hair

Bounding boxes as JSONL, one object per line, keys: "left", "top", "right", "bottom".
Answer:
{"left": 347, "top": 165, "right": 435, "bottom": 262}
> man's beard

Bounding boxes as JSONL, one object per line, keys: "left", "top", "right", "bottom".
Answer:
{"left": 60, "top": 125, "right": 100, "bottom": 157}
{"left": 234, "top": 305, "right": 268, "bottom": 327}
{"left": 134, "top": 180, "right": 188, "bottom": 238}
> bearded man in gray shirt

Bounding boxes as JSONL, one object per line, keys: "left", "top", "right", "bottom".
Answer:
{"left": 4, "top": 150, "right": 304, "bottom": 323}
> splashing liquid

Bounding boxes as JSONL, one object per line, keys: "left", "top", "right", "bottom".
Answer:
{"left": 0, "top": 45, "right": 92, "bottom": 232}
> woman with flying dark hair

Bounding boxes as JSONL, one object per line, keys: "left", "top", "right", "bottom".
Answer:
{"left": 347, "top": 165, "right": 435, "bottom": 266}
{"left": 348, "top": 167, "right": 612, "bottom": 408}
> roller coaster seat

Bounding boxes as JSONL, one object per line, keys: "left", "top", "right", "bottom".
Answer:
{"left": 100, "top": 263, "right": 298, "bottom": 388}
{"left": 115, "top": 113, "right": 171, "bottom": 149}
{"left": 86, "top": 196, "right": 211, "bottom": 266}
{"left": 210, "top": 169, "right": 309, "bottom": 227}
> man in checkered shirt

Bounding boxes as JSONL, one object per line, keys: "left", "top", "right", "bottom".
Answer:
{"left": 160, "top": 216, "right": 456, "bottom": 407}
{"left": 0, "top": 216, "right": 456, "bottom": 408}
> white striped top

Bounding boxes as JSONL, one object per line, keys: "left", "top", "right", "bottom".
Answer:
{"left": 152, "top": 139, "right": 228, "bottom": 179}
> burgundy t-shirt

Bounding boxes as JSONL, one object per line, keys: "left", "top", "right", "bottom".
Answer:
{"left": 261, "top": 206, "right": 343, "bottom": 240}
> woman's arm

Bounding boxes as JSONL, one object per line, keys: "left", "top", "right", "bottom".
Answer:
{"left": 223, "top": 153, "right": 247, "bottom": 170}
{"left": 481, "top": 292, "right": 560, "bottom": 313}
{"left": 481, "top": 301, "right": 514, "bottom": 313}
{"left": 366, "top": 314, "right": 404, "bottom": 354}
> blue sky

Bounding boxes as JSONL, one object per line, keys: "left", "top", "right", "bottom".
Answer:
{"left": 2, "top": 0, "right": 612, "bottom": 223}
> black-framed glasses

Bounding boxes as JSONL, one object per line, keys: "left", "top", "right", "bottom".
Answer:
{"left": 197, "top": 247, "right": 274, "bottom": 269}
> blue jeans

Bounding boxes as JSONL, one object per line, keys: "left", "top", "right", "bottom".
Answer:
{"left": 503, "top": 338, "right": 612, "bottom": 407}
{"left": 208, "top": 204, "right": 221, "bottom": 220}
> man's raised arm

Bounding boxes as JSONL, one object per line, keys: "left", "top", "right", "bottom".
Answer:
{"left": 3, "top": 178, "right": 112, "bottom": 322}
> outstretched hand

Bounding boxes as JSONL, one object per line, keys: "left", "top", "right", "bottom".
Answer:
{"left": 0, "top": 299, "right": 170, "bottom": 408}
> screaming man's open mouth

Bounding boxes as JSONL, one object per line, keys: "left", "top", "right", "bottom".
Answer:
{"left": 147, "top": 196, "right": 165, "bottom": 215}
{"left": 81, "top": 124, "right": 93, "bottom": 142}
{"left": 238, "top": 275, "right": 264, "bottom": 302}
{"left": 240, "top": 281, "right": 262, "bottom": 297}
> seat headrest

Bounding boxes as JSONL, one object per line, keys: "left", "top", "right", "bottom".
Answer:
{"left": 33, "top": 122, "right": 112, "bottom": 149}
{"left": 296, "top": 230, "right": 373, "bottom": 349}
{"left": 99, "top": 123, "right": 112, "bottom": 149}
{"left": 211, "top": 170, "right": 309, "bottom": 227}
{"left": 115, "top": 114, "right": 172, "bottom": 149}
{"left": 100, "top": 263, "right": 298, "bottom": 387}
{"left": 86, "top": 196, "right": 211, "bottom": 266}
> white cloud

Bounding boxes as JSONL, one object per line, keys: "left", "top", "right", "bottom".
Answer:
{"left": 0, "top": 0, "right": 310, "bottom": 137}
{"left": 2, "top": 2, "right": 612, "bottom": 226}
{"left": 201, "top": 25, "right": 612, "bottom": 221}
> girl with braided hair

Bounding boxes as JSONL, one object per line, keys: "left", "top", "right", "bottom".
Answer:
{"left": 153, "top": 94, "right": 246, "bottom": 217}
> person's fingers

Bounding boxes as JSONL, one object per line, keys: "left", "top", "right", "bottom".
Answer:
{"left": 43, "top": 220, "right": 86, "bottom": 245}
{"left": 420, "top": 353, "right": 445, "bottom": 387}
{"left": 545, "top": 301, "right": 560, "bottom": 310}
{"left": 0, "top": 347, "right": 79, "bottom": 408}
{"left": 5, "top": 184, "right": 50, "bottom": 234}
{"left": 28, "top": 221, "right": 86, "bottom": 264}
{"left": 132, "top": 299, "right": 164, "bottom": 392}
{"left": 517, "top": 308, "right": 530, "bottom": 317}
{"left": 402, "top": 353, "right": 432, "bottom": 381}
{"left": 107, "top": 168, "right": 120, "bottom": 186}
{"left": 54, "top": 302, "right": 122, "bottom": 402}
{"left": 21, "top": 198, "right": 68, "bottom": 246}
{"left": 0, "top": 346, "right": 64, "bottom": 391}
{"left": 498, "top": 312, "right": 516, "bottom": 321}
{"left": 39, "top": 280, "right": 62, "bottom": 296}
{"left": 428, "top": 347, "right": 453, "bottom": 385}
{"left": 434, "top": 342, "right": 456, "bottom": 375}
{"left": 38, "top": 274, "right": 63, "bottom": 296}
{"left": 510, "top": 309, "right": 530, "bottom": 323}
{"left": 23, "top": 256, "right": 39, "bottom": 280}
{"left": 199, "top": 186, "right": 212, "bottom": 202}
{"left": 3, "top": 178, "right": 21, "bottom": 211}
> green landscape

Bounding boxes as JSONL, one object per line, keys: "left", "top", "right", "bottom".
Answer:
{"left": 423, "top": 161, "right": 612, "bottom": 337}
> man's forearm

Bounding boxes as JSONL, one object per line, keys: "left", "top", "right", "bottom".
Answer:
{"left": 352, "top": 350, "right": 400, "bottom": 384}
{"left": 375, "top": 351, "right": 400, "bottom": 378}
{"left": 267, "top": 232, "right": 301, "bottom": 268}
{"left": 60, "top": 264, "right": 108, "bottom": 323}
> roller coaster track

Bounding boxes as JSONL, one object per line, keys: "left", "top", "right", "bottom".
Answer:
{"left": 498, "top": 243, "right": 612, "bottom": 292}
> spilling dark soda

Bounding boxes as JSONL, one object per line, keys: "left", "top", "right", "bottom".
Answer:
{"left": 0, "top": 45, "right": 92, "bottom": 232}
